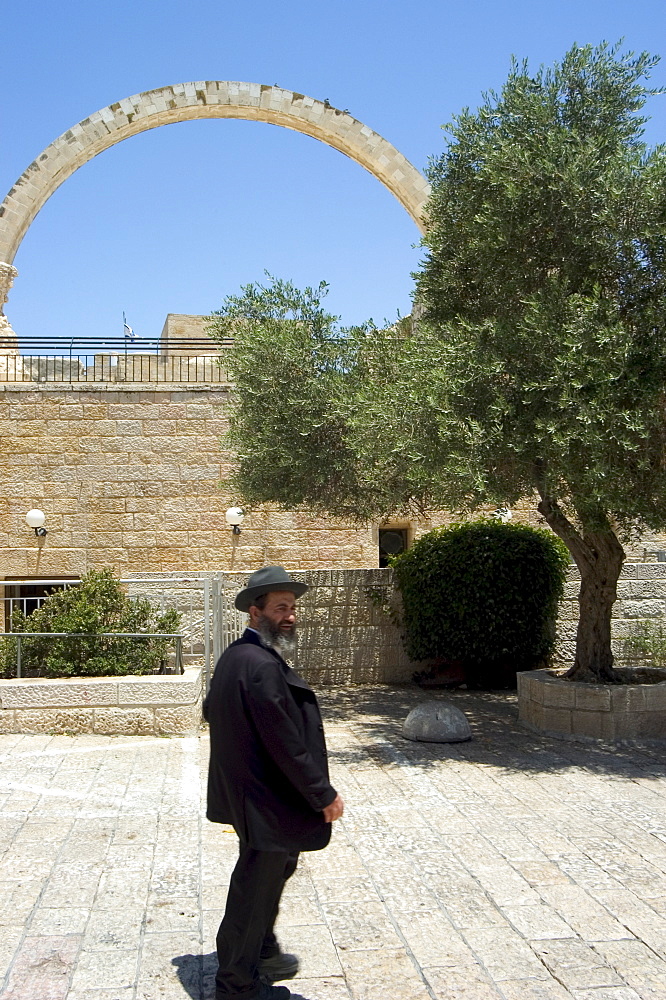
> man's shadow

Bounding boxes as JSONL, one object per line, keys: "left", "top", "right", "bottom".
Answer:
{"left": 172, "top": 953, "right": 312, "bottom": 1000}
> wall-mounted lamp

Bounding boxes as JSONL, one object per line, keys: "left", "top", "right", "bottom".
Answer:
{"left": 225, "top": 506, "right": 245, "bottom": 535}
{"left": 25, "top": 509, "right": 47, "bottom": 537}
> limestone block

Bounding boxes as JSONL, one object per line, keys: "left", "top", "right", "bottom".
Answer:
{"left": 518, "top": 697, "right": 535, "bottom": 726}
{"left": 155, "top": 704, "right": 202, "bottom": 735}
{"left": 610, "top": 620, "right": 645, "bottom": 639}
{"left": 13, "top": 708, "right": 95, "bottom": 734}
{"left": 107, "top": 404, "right": 142, "bottom": 420}
{"left": 115, "top": 420, "right": 143, "bottom": 436}
{"left": 555, "top": 641, "right": 577, "bottom": 663}
{"left": 403, "top": 702, "right": 472, "bottom": 743}
{"left": 525, "top": 671, "right": 547, "bottom": 704}
{"left": 542, "top": 679, "right": 576, "bottom": 709}
{"left": 0, "top": 678, "right": 118, "bottom": 709}
{"left": 609, "top": 687, "right": 631, "bottom": 712}
{"left": 523, "top": 703, "right": 545, "bottom": 730}
{"left": 556, "top": 600, "right": 579, "bottom": 621}
{"left": 132, "top": 514, "right": 162, "bottom": 531}
{"left": 620, "top": 563, "right": 639, "bottom": 577}
{"left": 186, "top": 404, "right": 213, "bottom": 419}
{"left": 625, "top": 580, "right": 666, "bottom": 598}
{"left": 634, "top": 713, "right": 666, "bottom": 739}
{"left": 575, "top": 685, "right": 611, "bottom": 712}
{"left": 133, "top": 481, "right": 165, "bottom": 497}
{"left": 93, "top": 707, "right": 154, "bottom": 735}
{"left": 625, "top": 686, "right": 651, "bottom": 712}
{"left": 636, "top": 564, "right": 666, "bottom": 579}
{"left": 571, "top": 711, "right": 614, "bottom": 740}
{"left": 117, "top": 669, "right": 202, "bottom": 706}
{"left": 647, "top": 683, "right": 666, "bottom": 710}
{"left": 622, "top": 600, "right": 666, "bottom": 619}
{"left": 541, "top": 707, "right": 573, "bottom": 734}
{"left": 556, "top": 623, "right": 578, "bottom": 643}
{"left": 0, "top": 709, "right": 18, "bottom": 733}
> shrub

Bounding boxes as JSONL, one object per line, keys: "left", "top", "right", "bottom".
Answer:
{"left": 621, "top": 621, "right": 666, "bottom": 669}
{"left": 0, "top": 568, "right": 181, "bottom": 679}
{"left": 391, "top": 520, "right": 570, "bottom": 687}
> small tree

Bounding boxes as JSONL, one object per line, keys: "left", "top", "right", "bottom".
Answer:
{"left": 0, "top": 569, "right": 181, "bottom": 678}
{"left": 391, "top": 521, "right": 570, "bottom": 687}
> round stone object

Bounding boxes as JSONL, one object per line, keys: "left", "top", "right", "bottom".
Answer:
{"left": 403, "top": 701, "right": 472, "bottom": 743}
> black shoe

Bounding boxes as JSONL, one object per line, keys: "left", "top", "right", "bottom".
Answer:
{"left": 259, "top": 951, "right": 299, "bottom": 983}
{"left": 215, "top": 982, "right": 291, "bottom": 1000}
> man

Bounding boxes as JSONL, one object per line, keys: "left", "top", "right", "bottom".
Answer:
{"left": 203, "top": 566, "right": 344, "bottom": 1000}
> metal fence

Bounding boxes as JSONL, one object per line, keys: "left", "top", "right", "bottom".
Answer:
{"left": 0, "top": 336, "right": 233, "bottom": 384}
{"left": 1, "top": 574, "right": 249, "bottom": 691}
{"left": 1, "top": 632, "right": 184, "bottom": 679}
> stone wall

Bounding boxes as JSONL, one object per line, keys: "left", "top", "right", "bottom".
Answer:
{"left": 127, "top": 569, "right": 414, "bottom": 686}
{"left": 170, "top": 564, "right": 666, "bottom": 683}
{"left": 1, "top": 564, "right": 665, "bottom": 698}
{"left": 3, "top": 380, "right": 666, "bottom": 582}
{"left": 0, "top": 667, "right": 203, "bottom": 736}
{"left": 0, "top": 381, "right": 545, "bottom": 580}
{"left": 555, "top": 562, "right": 666, "bottom": 668}
{"left": 159, "top": 314, "right": 217, "bottom": 354}
{"left": 222, "top": 568, "right": 413, "bottom": 686}
{"left": 518, "top": 669, "right": 666, "bottom": 742}
{"left": 0, "top": 383, "right": 384, "bottom": 577}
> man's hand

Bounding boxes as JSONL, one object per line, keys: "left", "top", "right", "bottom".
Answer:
{"left": 322, "top": 794, "right": 344, "bottom": 823}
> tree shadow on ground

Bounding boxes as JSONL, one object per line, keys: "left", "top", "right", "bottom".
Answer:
{"left": 171, "top": 952, "right": 313, "bottom": 1000}
{"left": 320, "top": 684, "right": 666, "bottom": 780}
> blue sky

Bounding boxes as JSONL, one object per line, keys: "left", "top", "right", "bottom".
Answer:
{"left": 2, "top": 0, "right": 666, "bottom": 341}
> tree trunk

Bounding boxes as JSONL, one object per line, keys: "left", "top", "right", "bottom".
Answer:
{"left": 536, "top": 492, "right": 625, "bottom": 682}
{"left": 568, "top": 531, "right": 625, "bottom": 682}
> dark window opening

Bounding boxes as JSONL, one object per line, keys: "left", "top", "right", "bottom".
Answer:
{"left": 2, "top": 578, "right": 77, "bottom": 632}
{"left": 379, "top": 528, "right": 408, "bottom": 567}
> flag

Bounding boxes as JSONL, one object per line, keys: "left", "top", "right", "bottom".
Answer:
{"left": 123, "top": 312, "right": 135, "bottom": 341}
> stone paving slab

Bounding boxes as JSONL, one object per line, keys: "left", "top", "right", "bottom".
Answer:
{"left": 0, "top": 688, "right": 664, "bottom": 999}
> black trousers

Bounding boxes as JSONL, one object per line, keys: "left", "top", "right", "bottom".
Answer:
{"left": 215, "top": 841, "right": 299, "bottom": 998}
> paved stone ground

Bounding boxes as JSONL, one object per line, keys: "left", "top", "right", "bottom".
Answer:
{"left": 0, "top": 687, "right": 665, "bottom": 1000}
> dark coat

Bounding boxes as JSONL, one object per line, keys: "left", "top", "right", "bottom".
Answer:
{"left": 203, "top": 629, "right": 337, "bottom": 852}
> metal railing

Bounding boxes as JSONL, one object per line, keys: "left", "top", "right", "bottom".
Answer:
{"left": 1, "top": 576, "right": 218, "bottom": 688}
{"left": 0, "top": 573, "right": 258, "bottom": 690}
{"left": 1, "top": 631, "right": 184, "bottom": 679}
{"left": 0, "top": 336, "right": 233, "bottom": 384}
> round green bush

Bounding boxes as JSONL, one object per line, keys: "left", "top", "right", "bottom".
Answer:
{"left": 391, "top": 520, "right": 570, "bottom": 687}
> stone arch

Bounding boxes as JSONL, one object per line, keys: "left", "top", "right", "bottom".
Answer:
{"left": 0, "top": 81, "right": 430, "bottom": 272}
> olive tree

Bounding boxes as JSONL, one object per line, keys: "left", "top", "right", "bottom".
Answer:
{"left": 415, "top": 42, "right": 666, "bottom": 681}
{"left": 208, "top": 43, "right": 666, "bottom": 682}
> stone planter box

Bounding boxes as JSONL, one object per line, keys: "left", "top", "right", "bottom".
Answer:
{"left": 0, "top": 667, "right": 203, "bottom": 736}
{"left": 518, "top": 668, "right": 666, "bottom": 743}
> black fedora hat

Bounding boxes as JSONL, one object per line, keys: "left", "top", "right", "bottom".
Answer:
{"left": 235, "top": 565, "right": 309, "bottom": 612}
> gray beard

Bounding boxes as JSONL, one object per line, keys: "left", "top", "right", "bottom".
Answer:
{"left": 256, "top": 614, "right": 297, "bottom": 658}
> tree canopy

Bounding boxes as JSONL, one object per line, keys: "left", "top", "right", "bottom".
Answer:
{"left": 208, "top": 43, "right": 666, "bottom": 680}
{"left": 417, "top": 41, "right": 666, "bottom": 537}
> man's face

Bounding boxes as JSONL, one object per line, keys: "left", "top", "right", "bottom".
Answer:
{"left": 249, "top": 590, "right": 298, "bottom": 653}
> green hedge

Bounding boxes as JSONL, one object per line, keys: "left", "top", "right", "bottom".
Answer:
{"left": 391, "top": 520, "right": 570, "bottom": 687}
{"left": 0, "top": 568, "right": 181, "bottom": 679}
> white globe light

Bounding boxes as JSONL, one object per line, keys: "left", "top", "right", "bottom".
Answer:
{"left": 225, "top": 507, "right": 245, "bottom": 527}
{"left": 25, "top": 509, "right": 46, "bottom": 529}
